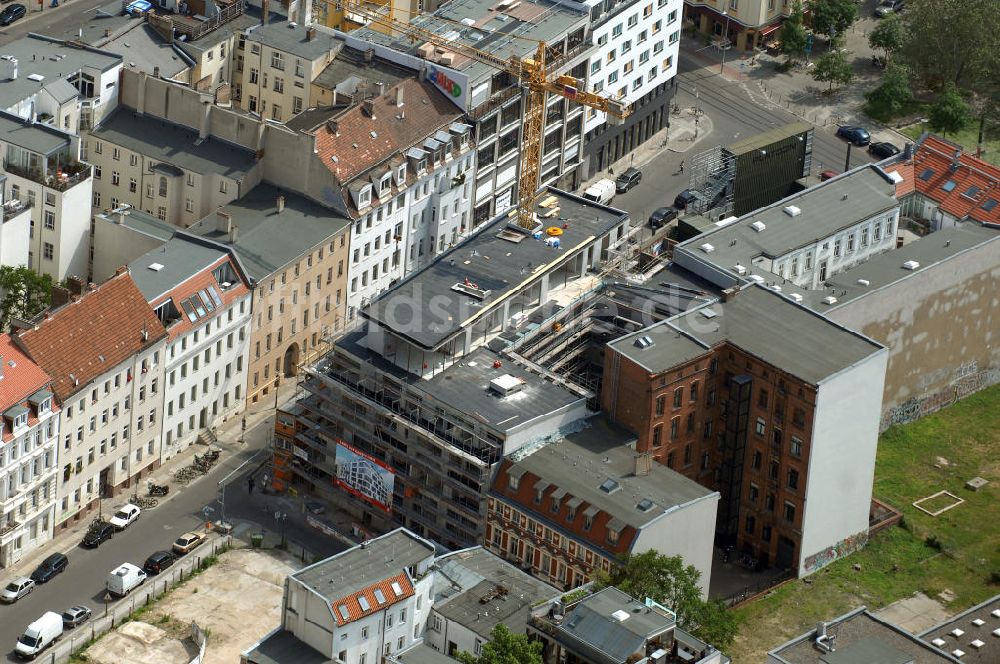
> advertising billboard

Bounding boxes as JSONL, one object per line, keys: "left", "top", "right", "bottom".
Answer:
{"left": 334, "top": 441, "right": 395, "bottom": 513}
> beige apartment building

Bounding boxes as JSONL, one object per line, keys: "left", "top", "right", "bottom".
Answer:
{"left": 685, "top": 0, "right": 794, "bottom": 51}
{"left": 186, "top": 185, "right": 351, "bottom": 405}
{"left": 234, "top": 22, "right": 339, "bottom": 122}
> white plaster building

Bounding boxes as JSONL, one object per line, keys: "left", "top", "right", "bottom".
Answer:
{"left": 0, "top": 335, "right": 59, "bottom": 568}
{"left": 0, "top": 175, "right": 32, "bottom": 268}
{"left": 14, "top": 271, "right": 168, "bottom": 530}
{"left": 129, "top": 235, "right": 252, "bottom": 458}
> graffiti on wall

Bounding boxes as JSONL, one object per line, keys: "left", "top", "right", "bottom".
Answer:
{"left": 881, "top": 365, "right": 1000, "bottom": 431}
{"left": 802, "top": 530, "right": 869, "bottom": 574}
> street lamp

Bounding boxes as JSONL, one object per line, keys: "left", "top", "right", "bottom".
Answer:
{"left": 720, "top": 11, "right": 732, "bottom": 74}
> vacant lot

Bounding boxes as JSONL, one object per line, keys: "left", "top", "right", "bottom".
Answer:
{"left": 728, "top": 385, "right": 1000, "bottom": 663}
{"left": 83, "top": 547, "right": 300, "bottom": 664}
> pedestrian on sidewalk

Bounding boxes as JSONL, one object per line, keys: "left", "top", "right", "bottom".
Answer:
{"left": 248, "top": 476, "right": 255, "bottom": 494}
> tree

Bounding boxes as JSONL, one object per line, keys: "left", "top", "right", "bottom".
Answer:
{"left": 600, "top": 551, "right": 740, "bottom": 650}
{"left": 868, "top": 14, "right": 904, "bottom": 63}
{"left": 811, "top": 0, "right": 859, "bottom": 44}
{"left": 0, "top": 265, "right": 52, "bottom": 330}
{"left": 928, "top": 86, "right": 971, "bottom": 136}
{"left": 811, "top": 50, "right": 854, "bottom": 93}
{"left": 901, "top": 0, "right": 1000, "bottom": 89}
{"left": 456, "top": 624, "right": 543, "bottom": 664}
{"left": 864, "top": 63, "right": 913, "bottom": 120}
{"left": 779, "top": 1, "right": 808, "bottom": 60}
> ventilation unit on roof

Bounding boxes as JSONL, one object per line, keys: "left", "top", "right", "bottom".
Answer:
{"left": 27, "top": 73, "right": 44, "bottom": 82}
{"left": 770, "top": 284, "right": 782, "bottom": 292}
{"left": 633, "top": 335, "right": 654, "bottom": 349}
{"left": 788, "top": 293, "right": 803, "bottom": 303}
{"left": 451, "top": 280, "right": 491, "bottom": 300}
{"left": 783, "top": 205, "right": 802, "bottom": 217}
{"left": 489, "top": 374, "right": 525, "bottom": 397}
{"left": 751, "top": 221, "right": 766, "bottom": 232}
{"left": 148, "top": 262, "right": 164, "bottom": 271}
{"left": 747, "top": 274, "right": 765, "bottom": 284}
{"left": 733, "top": 264, "right": 747, "bottom": 275}
{"left": 857, "top": 279, "right": 870, "bottom": 287}
{"left": 700, "top": 309, "right": 718, "bottom": 319}
{"left": 902, "top": 260, "right": 920, "bottom": 270}
{"left": 822, "top": 296, "right": 838, "bottom": 305}
{"left": 699, "top": 243, "right": 715, "bottom": 253}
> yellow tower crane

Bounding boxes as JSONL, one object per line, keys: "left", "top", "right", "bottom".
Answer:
{"left": 327, "top": 0, "right": 631, "bottom": 229}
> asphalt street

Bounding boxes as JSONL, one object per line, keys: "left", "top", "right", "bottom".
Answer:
{"left": 0, "top": 0, "right": 112, "bottom": 45}
{"left": 613, "top": 52, "right": 878, "bottom": 228}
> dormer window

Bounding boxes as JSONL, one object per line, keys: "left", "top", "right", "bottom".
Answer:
{"left": 508, "top": 475, "right": 519, "bottom": 491}
{"left": 357, "top": 186, "right": 372, "bottom": 209}
{"left": 39, "top": 398, "right": 51, "bottom": 414}
{"left": 396, "top": 165, "right": 406, "bottom": 183}
{"left": 380, "top": 174, "right": 391, "bottom": 195}
{"left": 418, "top": 158, "right": 427, "bottom": 173}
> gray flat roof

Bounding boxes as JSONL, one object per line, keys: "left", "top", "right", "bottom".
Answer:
{"left": 246, "top": 21, "right": 339, "bottom": 60}
{"left": 727, "top": 122, "right": 812, "bottom": 156}
{"left": 68, "top": 2, "right": 143, "bottom": 46}
{"left": 187, "top": 183, "right": 351, "bottom": 281}
{"left": 101, "top": 24, "right": 190, "bottom": 78}
{"left": 0, "top": 35, "right": 121, "bottom": 108}
{"left": 244, "top": 630, "right": 333, "bottom": 664}
{"left": 807, "top": 222, "right": 1000, "bottom": 310}
{"left": 677, "top": 166, "right": 899, "bottom": 271}
{"left": 391, "top": 644, "right": 454, "bottom": 664}
{"left": 178, "top": 11, "right": 268, "bottom": 56}
{"left": 97, "top": 207, "right": 177, "bottom": 242}
{"left": 0, "top": 111, "right": 71, "bottom": 155}
{"left": 365, "top": 189, "right": 628, "bottom": 350}
{"left": 312, "top": 45, "right": 412, "bottom": 93}
{"left": 91, "top": 110, "right": 256, "bottom": 179}
{"left": 129, "top": 235, "right": 228, "bottom": 301}
{"left": 354, "top": 0, "right": 586, "bottom": 85}
{"left": 919, "top": 594, "right": 1000, "bottom": 664}
{"left": 769, "top": 608, "right": 959, "bottom": 664}
{"left": 612, "top": 284, "right": 884, "bottom": 385}
{"left": 432, "top": 547, "right": 558, "bottom": 639}
{"left": 335, "top": 333, "right": 585, "bottom": 435}
{"left": 507, "top": 416, "right": 717, "bottom": 530}
{"left": 556, "top": 587, "right": 675, "bottom": 664}
{"left": 292, "top": 529, "right": 434, "bottom": 604}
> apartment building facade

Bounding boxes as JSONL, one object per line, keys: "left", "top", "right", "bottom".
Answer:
{"left": 0, "top": 335, "right": 59, "bottom": 569}
{"left": 602, "top": 285, "right": 888, "bottom": 576}
{"left": 15, "top": 272, "right": 167, "bottom": 530}
{"left": 186, "top": 185, "right": 352, "bottom": 405}
{"left": 130, "top": 236, "right": 252, "bottom": 459}
{"left": 0, "top": 176, "right": 33, "bottom": 268}
{"left": 684, "top": 0, "right": 794, "bottom": 52}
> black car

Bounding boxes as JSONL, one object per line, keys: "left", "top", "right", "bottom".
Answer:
{"left": 81, "top": 521, "right": 115, "bottom": 548}
{"left": 143, "top": 550, "right": 177, "bottom": 575}
{"left": 868, "top": 141, "right": 901, "bottom": 159}
{"left": 648, "top": 206, "right": 678, "bottom": 228}
{"left": 30, "top": 553, "right": 68, "bottom": 583}
{"left": 836, "top": 125, "right": 871, "bottom": 147}
{"left": 673, "top": 189, "right": 699, "bottom": 209}
{"left": 615, "top": 167, "right": 642, "bottom": 193}
{"left": 0, "top": 4, "right": 26, "bottom": 26}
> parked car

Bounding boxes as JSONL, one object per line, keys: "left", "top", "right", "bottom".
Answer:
{"left": 874, "top": 0, "right": 904, "bottom": 17}
{"left": 143, "top": 550, "right": 177, "bottom": 575}
{"left": 581, "top": 178, "right": 616, "bottom": 205}
{"left": 82, "top": 521, "right": 115, "bottom": 548}
{"left": 673, "top": 189, "right": 699, "bottom": 210}
{"left": 61, "top": 606, "right": 92, "bottom": 629}
{"left": 868, "top": 141, "right": 901, "bottom": 159}
{"left": 109, "top": 503, "right": 141, "bottom": 530}
{"left": 15, "top": 611, "right": 62, "bottom": 659}
{"left": 106, "top": 563, "right": 147, "bottom": 597}
{"left": 1, "top": 577, "right": 35, "bottom": 604}
{"left": 0, "top": 4, "right": 26, "bottom": 26}
{"left": 30, "top": 553, "right": 68, "bottom": 584}
{"left": 820, "top": 169, "right": 839, "bottom": 181}
{"left": 615, "top": 167, "right": 643, "bottom": 193}
{"left": 648, "top": 206, "right": 678, "bottom": 228}
{"left": 836, "top": 125, "right": 871, "bottom": 146}
{"left": 172, "top": 531, "right": 207, "bottom": 555}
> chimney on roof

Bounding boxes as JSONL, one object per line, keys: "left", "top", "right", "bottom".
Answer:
{"left": 377, "top": 81, "right": 386, "bottom": 97}
{"left": 721, "top": 287, "right": 739, "bottom": 301}
{"left": 364, "top": 48, "right": 375, "bottom": 64}
{"left": 65, "top": 276, "right": 85, "bottom": 298}
{"left": 153, "top": 66, "right": 160, "bottom": 78}
{"left": 363, "top": 99, "right": 375, "bottom": 119}
{"left": 262, "top": 0, "right": 270, "bottom": 25}
{"left": 326, "top": 119, "right": 338, "bottom": 135}
{"left": 306, "top": 26, "right": 316, "bottom": 41}
{"left": 276, "top": 195, "right": 285, "bottom": 214}
{"left": 395, "top": 86, "right": 404, "bottom": 107}
{"left": 903, "top": 142, "right": 914, "bottom": 160}
{"left": 104, "top": 28, "right": 111, "bottom": 38}
{"left": 634, "top": 452, "right": 652, "bottom": 477}
{"left": 230, "top": 225, "right": 239, "bottom": 244}
{"left": 216, "top": 210, "right": 233, "bottom": 234}
{"left": 950, "top": 149, "right": 962, "bottom": 171}
{"left": 50, "top": 286, "right": 72, "bottom": 309}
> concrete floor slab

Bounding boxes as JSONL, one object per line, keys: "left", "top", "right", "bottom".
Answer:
{"left": 874, "top": 592, "right": 950, "bottom": 634}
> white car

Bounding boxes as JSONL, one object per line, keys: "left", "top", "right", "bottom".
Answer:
{"left": 109, "top": 503, "right": 141, "bottom": 530}
{"left": 1, "top": 576, "right": 35, "bottom": 603}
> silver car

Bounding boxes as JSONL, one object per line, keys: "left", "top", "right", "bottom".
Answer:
{"left": 1, "top": 576, "right": 35, "bottom": 603}
{"left": 62, "top": 606, "right": 93, "bottom": 628}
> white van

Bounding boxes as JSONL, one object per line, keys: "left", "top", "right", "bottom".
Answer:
{"left": 15, "top": 611, "right": 62, "bottom": 659}
{"left": 106, "top": 562, "right": 147, "bottom": 597}
{"left": 582, "top": 178, "right": 616, "bottom": 205}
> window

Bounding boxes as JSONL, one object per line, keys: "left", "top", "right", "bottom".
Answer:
{"left": 758, "top": 389, "right": 769, "bottom": 408}
{"left": 652, "top": 424, "right": 662, "bottom": 446}
{"left": 43, "top": 242, "right": 54, "bottom": 260}
{"left": 787, "top": 468, "right": 799, "bottom": 490}
{"left": 749, "top": 483, "right": 759, "bottom": 503}
{"left": 673, "top": 387, "right": 683, "bottom": 408}
{"left": 847, "top": 234, "right": 855, "bottom": 252}
{"left": 784, "top": 501, "right": 796, "bottom": 523}
{"left": 751, "top": 450, "right": 761, "bottom": 469}
{"left": 43, "top": 210, "right": 55, "bottom": 230}
{"left": 273, "top": 77, "right": 284, "bottom": 93}
{"left": 669, "top": 417, "right": 679, "bottom": 440}
{"left": 792, "top": 407, "right": 806, "bottom": 427}
{"left": 755, "top": 417, "right": 766, "bottom": 436}
{"left": 655, "top": 395, "right": 665, "bottom": 416}
{"left": 668, "top": 30, "right": 680, "bottom": 45}
{"left": 745, "top": 515, "right": 755, "bottom": 534}
{"left": 790, "top": 436, "right": 802, "bottom": 457}
{"left": 271, "top": 51, "right": 284, "bottom": 70}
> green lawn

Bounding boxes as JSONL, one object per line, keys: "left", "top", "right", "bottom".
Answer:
{"left": 900, "top": 123, "right": 1000, "bottom": 166}
{"left": 728, "top": 385, "right": 1000, "bottom": 663}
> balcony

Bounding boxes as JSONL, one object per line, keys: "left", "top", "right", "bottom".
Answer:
{"left": 3, "top": 160, "right": 92, "bottom": 192}
{"left": 0, "top": 517, "right": 22, "bottom": 537}
{"left": 2, "top": 198, "right": 31, "bottom": 221}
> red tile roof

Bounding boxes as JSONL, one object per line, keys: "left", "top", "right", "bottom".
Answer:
{"left": 900, "top": 135, "right": 1000, "bottom": 223}
{"left": 15, "top": 271, "right": 167, "bottom": 402}
{"left": 147, "top": 256, "right": 249, "bottom": 342}
{"left": 0, "top": 334, "right": 51, "bottom": 411}
{"left": 312, "top": 79, "right": 462, "bottom": 184}
{"left": 330, "top": 573, "right": 414, "bottom": 626}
